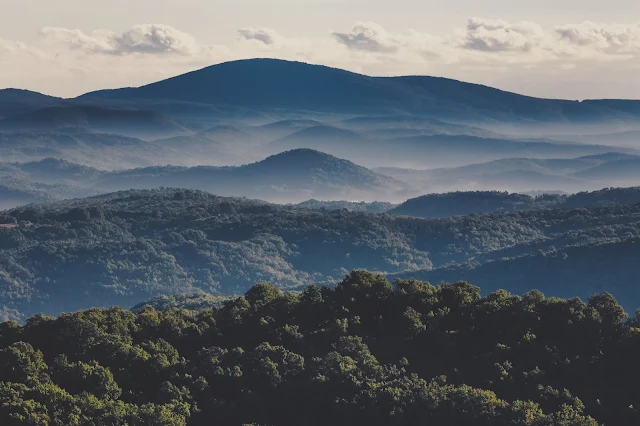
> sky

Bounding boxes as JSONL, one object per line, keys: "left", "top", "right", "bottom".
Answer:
{"left": 1, "top": 0, "right": 640, "bottom": 99}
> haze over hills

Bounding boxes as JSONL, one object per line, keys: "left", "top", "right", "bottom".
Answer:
{"left": 376, "top": 153, "right": 640, "bottom": 192}
{"left": 2, "top": 57, "right": 640, "bottom": 320}
{"left": 0, "top": 132, "right": 185, "bottom": 169}
{"left": 0, "top": 105, "right": 190, "bottom": 139}
{"left": 573, "top": 158, "right": 640, "bottom": 181}
{"left": 0, "top": 150, "right": 413, "bottom": 203}
{"left": 94, "top": 149, "right": 412, "bottom": 202}
{"left": 1, "top": 58, "right": 640, "bottom": 176}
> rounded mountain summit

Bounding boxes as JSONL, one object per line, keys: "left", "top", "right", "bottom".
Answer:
{"left": 77, "top": 58, "right": 640, "bottom": 122}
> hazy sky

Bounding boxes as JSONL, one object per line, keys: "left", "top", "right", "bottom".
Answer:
{"left": 2, "top": 0, "right": 640, "bottom": 99}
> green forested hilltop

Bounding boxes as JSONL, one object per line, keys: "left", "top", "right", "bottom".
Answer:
{"left": 389, "top": 187, "right": 640, "bottom": 218}
{"left": 394, "top": 238, "right": 640, "bottom": 309}
{"left": 0, "top": 272, "right": 636, "bottom": 425}
{"left": 2, "top": 188, "right": 640, "bottom": 319}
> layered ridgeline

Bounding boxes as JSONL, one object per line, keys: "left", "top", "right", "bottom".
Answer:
{"left": 5, "top": 153, "right": 640, "bottom": 211}
{"left": 264, "top": 125, "right": 635, "bottom": 170}
{"left": 90, "top": 149, "right": 412, "bottom": 202}
{"left": 390, "top": 186, "right": 640, "bottom": 218}
{"left": 2, "top": 188, "right": 640, "bottom": 320}
{"left": 0, "top": 271, "right": 638, "bottom": 425}
{"left": 376, "top": 152, "right": 640, "bottom": 193}
{"left": 1, "top": 119, "right": 633, "bottom": 172}
{"left": 0, "top": 150, "right": 412, "bottom": 206}
{"left": 0, "top": 105, "right": 189, "bottom": 139}
{"left": 4, "top": 58, "right": 640, "bottom": 125}
{"left": 2, "top": 59, "right": 640, "bottom": 172}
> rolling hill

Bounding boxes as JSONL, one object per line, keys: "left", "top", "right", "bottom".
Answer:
{"left": 252, "top": 119, "right": 325, "bottom": 140}
{"left": 389, "top": 186, "right": 640, "bottom": 218}
{"left": 0, "top": 105, "right": 190, "bottom": 139}
{"left": 77, "top": 58, "right": 640, "bottom": 124}
{"left": 0, "top": 132, "right": 183, "bottom": 169}
{"left": 3, "top": 188, "right": 640, "bottom": 319}
{"left": 376, "top": 153, "right": 640, "bottom": 192}
{"left": 92, "top": 149, "right": 412, "bottom": 202}
{"left": 270, "top": 128, "right": 637, "bottom": 169}
{"left": 573, "top": 158, "right": 640, "bottom": 181}
{"left": 0, "top": 88, "right": 64, "bottom": 118}
{"left": 393, "top": 237, "right": 640, "bottom": 310}
{"left": 339, "top": 115, "right": 503, "bottom": 138}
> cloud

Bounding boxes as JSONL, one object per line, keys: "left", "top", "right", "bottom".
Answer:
{"left": 40, "top": 24, "right": 200, "bottom": 55}
{"left": 238, "top": 28, "right": 282, "bottom": 46}
{"left": 555, "top": 21, "right": 640, "bottom": 54}
{"left": 459, "top": 18, "right": 547, "bottom": 52}
{"left": 111, "top": 24, "right": 199, "bottom": 55}
{"left": 3, "top": 18, "right": 640, "bottom": 99}
{"left": 40, "top": 27, "right": 114, "bottom": 53}
{"left": 332, "top": 21, "right": 399, "bottom": 53}
{"left": 0, "top": 39, "right": 27, "bottom": 54}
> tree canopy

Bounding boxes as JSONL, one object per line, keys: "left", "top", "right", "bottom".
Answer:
{"left": 0, "top": 271, "right": 637, "bottom": 425}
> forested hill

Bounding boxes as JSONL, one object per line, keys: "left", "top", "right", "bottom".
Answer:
{"left": 0, "top": 271, "right": 637, "bottom": 425}
{"left": 390, "top": 187, "right": 640, "bottom": 218}
{"left": 2, "top": 188, "right": 640, "bottom": 319}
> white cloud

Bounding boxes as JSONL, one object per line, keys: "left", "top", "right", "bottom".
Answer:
{"left": 39, "top": 27, "right": 114, "bottom": 53}
{"left": 0, "top": 39, "right": 27, "bottom": 54}
{"left": 40, "top": 24, "right": 200, "bottom": 55}
{"left": 555, "top": 21, "right": 640, "bottom": 54}
{"left": 111, "top": 24, "right": 200, "bottom": 55}
{"left": 332, "top": 21, "right": 399, "bottom": 53}
{"left": 238, "top": 28, "right": 283, "bottom": 46}
{"left": 459, "top": 18, "right": 547, "bottom": 52}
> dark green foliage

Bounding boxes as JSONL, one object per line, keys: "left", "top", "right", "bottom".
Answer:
{"left": 390, "top": 187, "right": 640, "bottom": 218}
{"left": 390, "top": 190, "right": 534, "bottom": 217}
{"left": 295, "top": 199, "right": 396, "bottom": 213}
{"left": 3, "top": 188, "right": 640, "bottom": 319}
{"left": 2, "top": 272, "right": 637, "bottom": 425}
{"left": 132, "top": 293, "right": 236, "bottom": 313}
{"left": 399, "top": 237, "right": 640, "bottom": 310}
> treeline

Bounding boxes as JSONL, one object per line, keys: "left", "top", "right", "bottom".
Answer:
{"left": 2, "top": 188, "right": 640, "bottom": 319}
{"left": 0, "top": 271, "right": 637, "bottom": 425}
{"left": 390, "top": 187, "right": 640, "bottom": 218}
{"left": 295, "top": 199, "right": 396, "bottom": 213}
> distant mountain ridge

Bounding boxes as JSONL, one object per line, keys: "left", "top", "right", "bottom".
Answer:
{"left": 0, "top": 105, "right": 189, "bottom": 139}
{"left": 93, "top": 148, "right": 412, "bottom": 202}
{"left": 0, "top": 89, "right": 63, "bottom": 118}
{"left": 1, "top": 149, "right": 412, "bottom": 203}
{"left": 2, "top": 59, "right": 638, "bottom": 124}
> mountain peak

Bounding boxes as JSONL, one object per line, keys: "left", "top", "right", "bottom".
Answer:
{"left": 257, "top": 148, "right": 341, "bottom": 164}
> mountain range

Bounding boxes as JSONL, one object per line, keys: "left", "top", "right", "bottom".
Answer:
{"left": 2, "top": 59, "right": 640, "bottom": 130}
{"left": 73, "top": 59, "right": 640, "bottom": 126}
{"left": 1, "top": 58, "right": 640, "bottom": 175}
